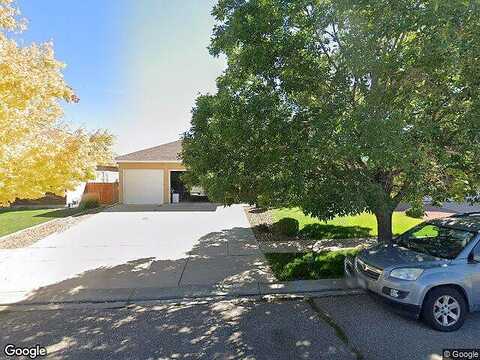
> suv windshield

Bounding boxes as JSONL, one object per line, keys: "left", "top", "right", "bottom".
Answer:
{"left": 396, "top": 223, "right": 476, "bottom": 259}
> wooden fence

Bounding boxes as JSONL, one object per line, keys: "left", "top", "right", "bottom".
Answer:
{"left": 84, "top": 182, "right": 119, "bottom": 204}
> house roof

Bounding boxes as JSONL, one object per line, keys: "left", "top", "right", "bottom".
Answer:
{"left": 429, "top": 214, "right": 480, "bottom": 233}
{"left": 115, "top": 140, "right": 183, "bottom": 162}
{"left": 96, "top": 165, "right": 118, "bottom": 172}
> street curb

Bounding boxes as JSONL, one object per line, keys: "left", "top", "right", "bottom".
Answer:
{"left": 0, "top": 279, "right": 364, "bottom": 312}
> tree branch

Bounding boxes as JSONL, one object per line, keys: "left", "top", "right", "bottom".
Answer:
{"left": 318, "top": 37, "right": 339, "bottom": 72}
{"left": 351, "top": 77, "right": 357, "bottom": 105}
{"left": 332, "top": 22, "right": 343, "bottom": 51}
{"left": 393, "top": 180, "right": 410, "bottom": 203}
{"left": 390, "top": 32, "right": 405, "bottom": 53}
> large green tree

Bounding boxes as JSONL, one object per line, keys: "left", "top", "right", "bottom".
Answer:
{"left": 183, "top": 0, "right": 480, "bottom": 242}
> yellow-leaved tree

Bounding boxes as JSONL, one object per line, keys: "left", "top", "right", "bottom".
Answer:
{"left": 0, "top": 0, "right": 114, "bottom": 206}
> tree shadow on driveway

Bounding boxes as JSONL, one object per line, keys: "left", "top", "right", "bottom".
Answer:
{"left": 1, "top": 227, "right": 273, "bottom": 305}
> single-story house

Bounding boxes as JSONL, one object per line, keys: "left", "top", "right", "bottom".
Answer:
{"left": 115, "top": 140, "right": 203, "bottom": 205}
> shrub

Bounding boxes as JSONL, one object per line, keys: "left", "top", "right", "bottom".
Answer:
{"left": 265, "top": 249, "right": 360, "bottom": 281}
{"left": 313, "top": 250, "right": 354, "bottom": 278}
{"left": 282, "top": 252, "right": 317, "bottom": 280}
{"left": 272, "top": 217, "right": 299, "bottom": 237}
{"left": 79, "top": 193, "right": 100, "bottom": 210}
{"left": 406, "top": 206, "right": 425, "bottom": 219}
{"left": 405, "top": 199, "right": 426, "bottom": 218}
{"left": 255, "top": 223, "right": 270, "bottom": 233}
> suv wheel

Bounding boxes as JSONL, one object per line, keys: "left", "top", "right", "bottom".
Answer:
{"left": 422, "top": 287, "right": 467, "bottom": 331}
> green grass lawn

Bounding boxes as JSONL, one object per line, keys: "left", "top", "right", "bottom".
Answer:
{"left": 272, "top": 208, "right": 423, "bottom": 239}
{"left": 265, "top": 249, "right": 359, "bottom": 280}
{"left": 0, "top": 208, "right": 81, "bottom": 237}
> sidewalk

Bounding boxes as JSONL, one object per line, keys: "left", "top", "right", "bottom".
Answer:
{"left": 258, "top": 238, "right": 376, "bottom": 253}
{"left": 0, "top": 278, "right": 362, "bottom": 310}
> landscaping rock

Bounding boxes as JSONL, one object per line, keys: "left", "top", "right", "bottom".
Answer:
{"left": 244, "top": 206, "right": 290, "bottom": 242}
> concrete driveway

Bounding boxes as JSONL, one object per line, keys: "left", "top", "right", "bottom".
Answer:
{"left": 0, "top": 204, "right": 273, "bottom": 305}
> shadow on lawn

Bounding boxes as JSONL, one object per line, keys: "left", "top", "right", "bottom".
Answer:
{"left": 0, "top": 207, "right": 81, "bottom": 218}
{"left": 299, "top": 223, "right": 371, "bottom": 240}
{"left": 33, "top": 208, "right": 81, "bottom": 218}
{"left": 33, "top": 207, "right": 105, "bottom": 218}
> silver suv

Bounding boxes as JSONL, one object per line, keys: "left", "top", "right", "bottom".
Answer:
{"left": 345, "top": 212, "right": 480, "bottom": 331}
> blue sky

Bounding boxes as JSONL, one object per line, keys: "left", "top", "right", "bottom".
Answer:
{"left": 17, "top": 0, "right": 225, "bottom": 154}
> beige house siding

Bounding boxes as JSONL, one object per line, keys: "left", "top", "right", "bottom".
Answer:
{"left": 118, "top": 162, "right": 187, "bottom": 204}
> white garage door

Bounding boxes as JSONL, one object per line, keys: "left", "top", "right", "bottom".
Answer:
{"left": 123, "top": 169, "right": 164, "bottom": 204}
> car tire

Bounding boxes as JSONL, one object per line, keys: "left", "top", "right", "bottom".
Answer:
{"left": 422, "top": 287, "right": 467, "bottom": 332}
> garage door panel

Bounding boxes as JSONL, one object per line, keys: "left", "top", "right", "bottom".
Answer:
{"left": 124, "top": 169, "right": 164, "bottom": 204}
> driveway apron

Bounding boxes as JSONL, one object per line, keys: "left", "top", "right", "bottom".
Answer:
{"left": 0, "top": 204, "right": 274, "bottom": 304}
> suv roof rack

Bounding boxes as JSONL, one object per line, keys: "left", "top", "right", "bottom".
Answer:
{"left": 451, "top": 211, "right": 480, "bottom": 218}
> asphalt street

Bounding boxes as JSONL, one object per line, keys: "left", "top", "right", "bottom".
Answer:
{"left": 1, "top": 294, "right": 479, "bottom": 360}
{"left": 313, "top": 294, "right": 480, "bottom": 360}
{"left": 0, "top": 298, "right": 355, "bottom": 360}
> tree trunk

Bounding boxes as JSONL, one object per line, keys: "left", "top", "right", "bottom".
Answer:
{"left": 375, "top": 209, "right": 393, "bottom": 243}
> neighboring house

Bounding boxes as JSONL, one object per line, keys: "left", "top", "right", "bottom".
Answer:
{"left": 66, "top": 165, "right": 119, "bottom": 206}
{"left": 116, "top": 140, "right": 203, "bottom": 205}
{"left": 12, "top": 165, "right": 119, "bottom": 208}
{"left": 93, "top": 165, "right": 119, "bottom": 183}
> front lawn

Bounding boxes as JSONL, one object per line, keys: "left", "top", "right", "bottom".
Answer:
{"left": 272, "top": 208, "right": 423, "bottom": 239}
{"left": 0, "top": 208, "right": 81, "bottom": 237}
{"left": 265, "top": 249, "right": 359, "bottom": 281}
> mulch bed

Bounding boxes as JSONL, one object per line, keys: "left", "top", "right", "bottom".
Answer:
{"left": 243, "top": 206, "right": 286, "bottom": 242}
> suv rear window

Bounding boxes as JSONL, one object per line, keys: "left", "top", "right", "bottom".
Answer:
{"left": 396, "top": 223, "right": 476, "bottom": 259}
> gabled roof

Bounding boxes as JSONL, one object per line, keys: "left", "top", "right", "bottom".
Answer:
{"left": 115, "top": 140, "right": 183, "bottom": 162}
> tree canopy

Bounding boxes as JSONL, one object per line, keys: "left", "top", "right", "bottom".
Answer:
{"left": 183, "top": 0, "right": 480, "bottom": 241}
{"left": 0, "top": 0, "right": 114, "bottom": 206}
